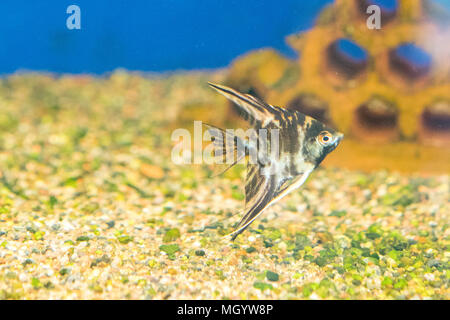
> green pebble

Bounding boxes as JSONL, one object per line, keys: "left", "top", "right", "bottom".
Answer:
{"left": 266, "top": 270, "right": 279, "bottom": 282}
{"left": 366, "top": 232, "right": 381, "bottom": 240}
{"left": 31, "top": 277, "right": 42, "bottom": 289}
{"left": 381, "top": 276, "right": 393, "bottom": 287}
{"left": 22, "top": 259, "right": 34, "bottom": 266}
{"left": 246, "top": 246, "right": 256, "bottom": 253}
{"left": 117, "top": 235, "right": 133, "bottom": 244}
{"left": 59, "top": 268, "right": 70, "bottom": 276}
{"left": 263, "top": 239, "right": 273, "bottom": 248}
{"left": 163, "top": 228, "right": 180, "bottom": 243}
{"left": 253, "top": 281, "right": 273, "bottom": 291}
{"left": 314, "top": 256, "right": 328, "bottom": 267}
{"left": 90, "top": 255, "right": 111, "bottom": 267}
{"left": 160, "top": 244, "right": 180, "bottom": 255}
{"left": 352, "top": 279, "right": 361, "bottom": 286}
{"left": 394, "top": 278, "right": 408, "bottom": 290}
{"left": 195, "top": 250, "right": 205, "bottom": 256}
{"left": 267, "top": 228, "right": 282, "bottom": 241}
{"left": 106, "top": 221, "right": 115, "bottom": 229}
{"left": 329, "top": 210, "right": 347, "bottom": 217}
{"left": 231, "top": 190, "right": 245, "bottom": 201}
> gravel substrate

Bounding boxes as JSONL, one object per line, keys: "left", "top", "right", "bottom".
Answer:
{"left": 0, "top": 73, "right": 448, "bottom": 299}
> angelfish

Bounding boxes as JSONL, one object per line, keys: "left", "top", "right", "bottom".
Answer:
{"left": 207, "top": 83, "right": 343, "bottom": 241}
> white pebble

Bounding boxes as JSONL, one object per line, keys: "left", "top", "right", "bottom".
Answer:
{"left": 424, "top": 273, "right": 435, "bottom": 281}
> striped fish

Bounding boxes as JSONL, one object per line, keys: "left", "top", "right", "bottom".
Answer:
{"left": 207, "top": 82, "right": 343, "bottom": 240}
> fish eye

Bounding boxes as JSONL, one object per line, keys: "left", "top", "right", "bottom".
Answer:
{"left": 317, "top": 131, "right": 333, "bottom": 146}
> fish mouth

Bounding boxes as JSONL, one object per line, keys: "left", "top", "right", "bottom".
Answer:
{"left": 334, "top": 133, "right": 344, "bottom": 146}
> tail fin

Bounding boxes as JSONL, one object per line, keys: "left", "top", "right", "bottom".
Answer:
{"left": 203, "top": 123, "right": 246, "bottom": 177}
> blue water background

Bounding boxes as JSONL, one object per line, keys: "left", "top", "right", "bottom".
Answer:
{"left": 0, "top": 0, "right": 333, "bottom": 74}
{"left": 1, "top": 0, "right": 448, "bottom": 75}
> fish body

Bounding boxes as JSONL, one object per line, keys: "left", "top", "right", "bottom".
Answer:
{"left": 207, "top": 83, "right": 343, "bottom": 240}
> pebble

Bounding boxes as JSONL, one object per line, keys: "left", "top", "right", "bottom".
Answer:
{"left": 424, "top": 273, "right": 435, "bottom": 281}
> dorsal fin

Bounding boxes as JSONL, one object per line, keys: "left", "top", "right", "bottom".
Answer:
{"left": 208, "top": 82, "right": 282, "bottom": 126}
